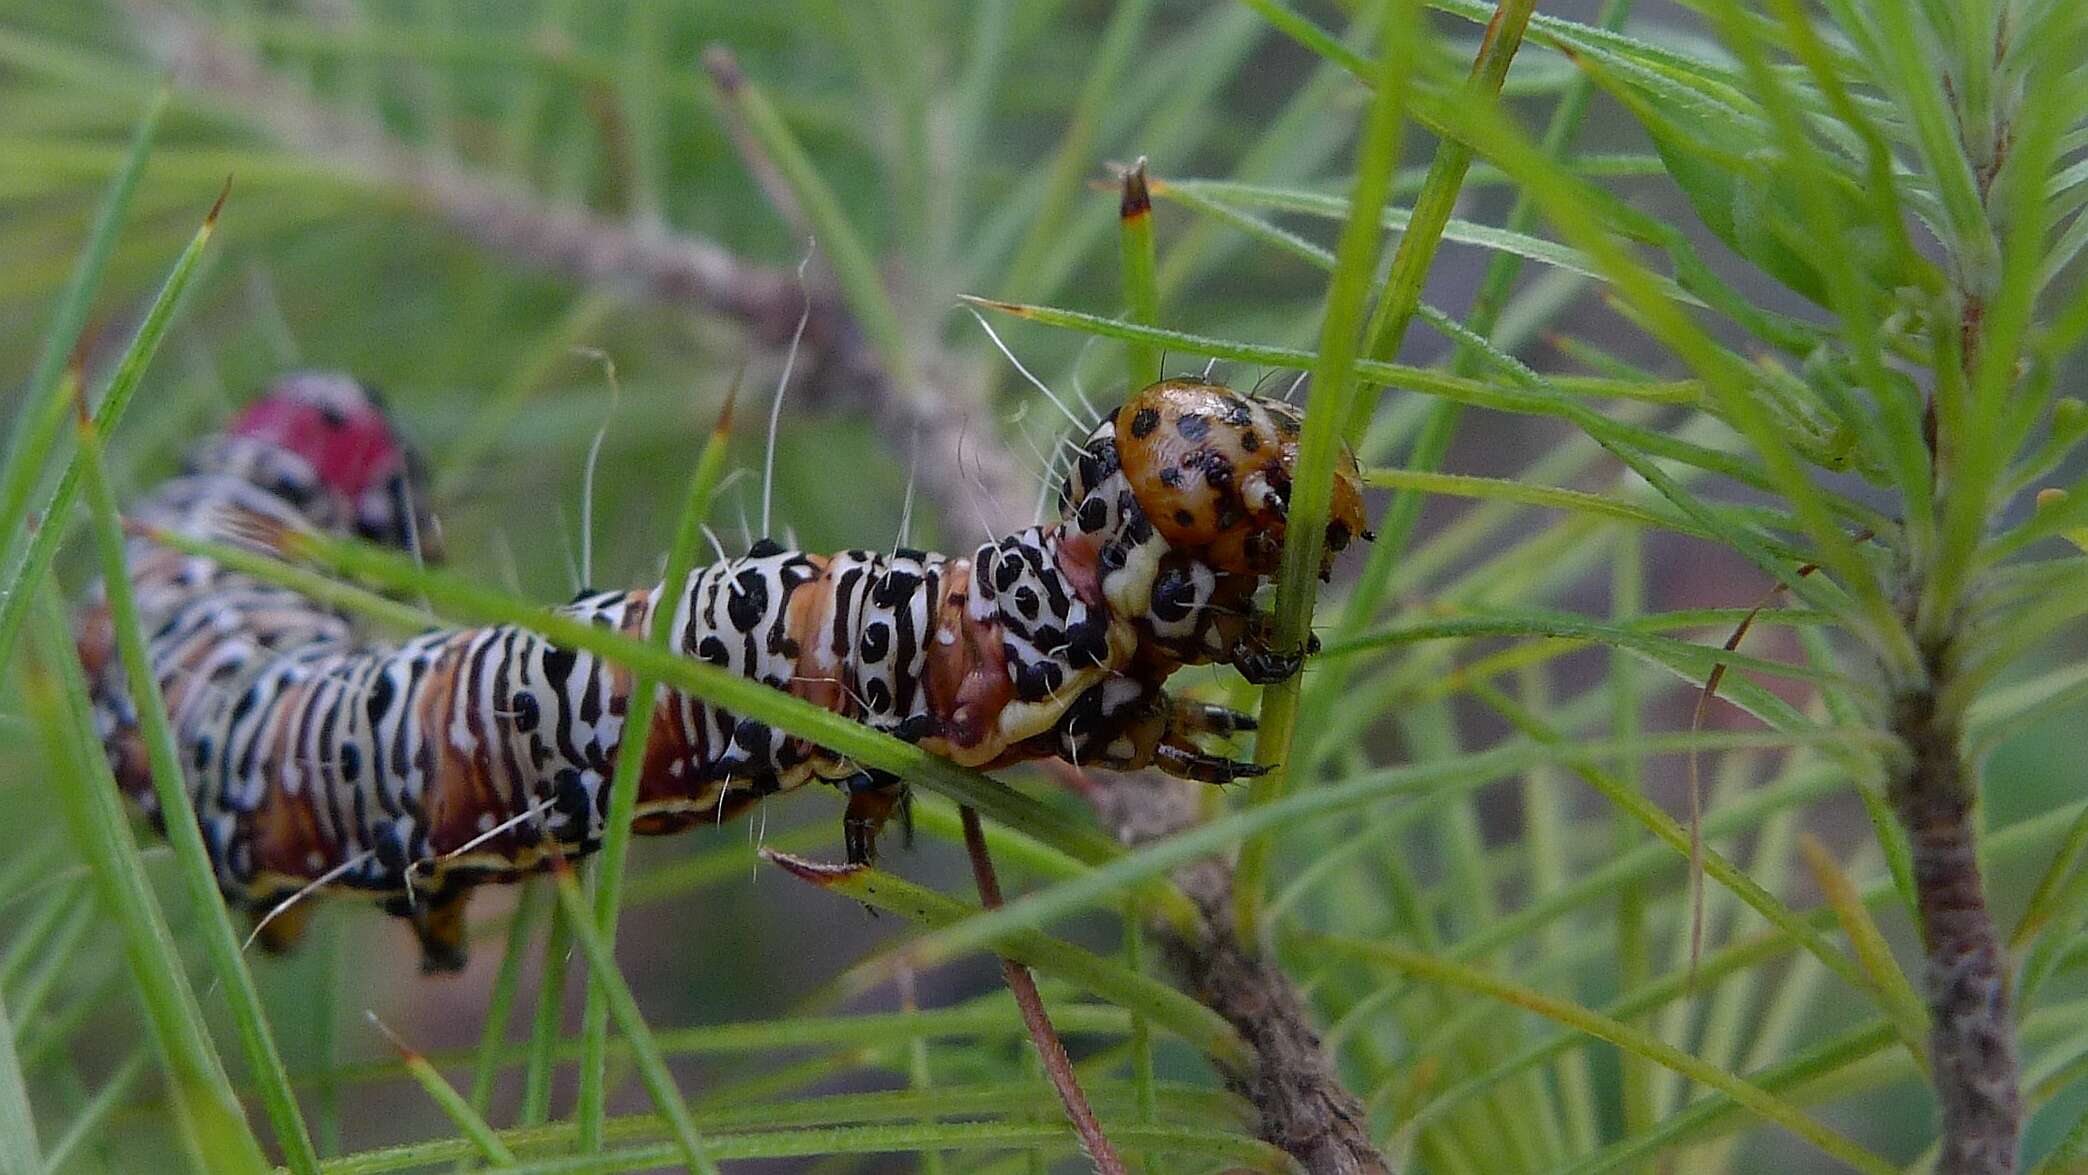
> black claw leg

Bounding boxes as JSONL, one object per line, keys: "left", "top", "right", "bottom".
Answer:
{"left": 1170, "top": 698, "right": 1257, "bottom": 737}
{"left": 1234, "top": 646, "right": 1304, "bottom": 685}
{"left": 1153, "top": 743, "right": 1272, "bottom": 784}
{"left": 842, "top": 805, "right": 878, "bottom": 865}
{"left": 840, "top": 771, "right": 902, "bottom": 866}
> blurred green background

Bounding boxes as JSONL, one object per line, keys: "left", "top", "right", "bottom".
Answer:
{"left": 3, "top": 0, "right": 2087, "bottom": 1172}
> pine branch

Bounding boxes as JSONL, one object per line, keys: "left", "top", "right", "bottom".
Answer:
{"left": 121, "top": 0, "right": 1032, "bottom": 531}
{"left": 1892, "top": 641, "right": 2020, "bottom": 1174}
{"left": 1085, "top": 774, "right": 1390, "bottom": 1175}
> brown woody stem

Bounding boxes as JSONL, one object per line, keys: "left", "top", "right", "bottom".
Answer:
{"left": 1084, "top": 774, "right": 1390, "bottom": 1175}
{"left": 958, "top": 805, "right": 1127, "bottom": 1175}
{"left": 1890, "top": 642, "right": 2020, "bottom": 1174}
{"left": 123, "top": 0, "right": 1032, "bottom": 532}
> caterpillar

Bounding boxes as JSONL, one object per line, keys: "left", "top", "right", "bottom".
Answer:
{"left": 77, "top": 370, "right": 1368, "bottom": 971}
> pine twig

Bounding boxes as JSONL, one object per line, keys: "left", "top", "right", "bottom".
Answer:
{"left": 1082, "top": 772, "right": 1390, "bottom": 1175}
{"left": 121, "top": 0, "right": 1031, "bottom": 531}
{"left": 958, "top": 805, "right": 1127, "bottom": 1175}
{"left": 1890, "top": 641, "right": 2020, "bottom": 1174}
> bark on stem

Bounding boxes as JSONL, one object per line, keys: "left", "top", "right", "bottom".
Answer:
{"left": 1084, "top": 773, "right": 1390, "bottom": 1175}
{"left": 1889, "top": 644, "right": 2020, "bottom": 1174}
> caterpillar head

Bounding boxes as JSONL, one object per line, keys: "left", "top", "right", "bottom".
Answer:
{"left": 1114, "top": 379, "right": 1368, "bottom": 579}
{"left": 224, "top": 371, "right": 437, "bottom": 555}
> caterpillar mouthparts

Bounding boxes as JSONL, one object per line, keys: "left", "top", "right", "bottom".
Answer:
{"left": 79, "top": 371, "right": 1365, "bottom": 972}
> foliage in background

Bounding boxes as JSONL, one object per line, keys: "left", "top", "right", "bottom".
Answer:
{"left": 1, "top": 0, "right": 2087, "bottom": 1173}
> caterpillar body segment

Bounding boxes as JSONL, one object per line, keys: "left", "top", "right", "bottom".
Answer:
{"left": 78, "top": 372, "right": 1367, "bottom": 971}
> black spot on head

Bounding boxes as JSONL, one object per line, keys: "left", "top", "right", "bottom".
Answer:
{"left": 748, "top": 538, "right": 785, "bottom": 558}
{"left": 317, "top": 402, "right": 349, "bottom": 428}
{"left": 1158, "top": 467, "right": 1184, "bottom": 489}
{"left": 1176, "top": 413, "right": 1211, "bottom": 441}
{"left": 1174, "top": 508, "right": 1196, "bottom": 527}
{"left": 1222, "top": 399, "right": 1253, "bottom": 426}
{"left": 1130, "top": 406, "right": 1161, "bottom": 438}
{"left": 1240, "top": 429, "right": 1261, "bottom": 452}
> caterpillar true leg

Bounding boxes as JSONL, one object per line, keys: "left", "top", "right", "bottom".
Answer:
{"left": 410, "top": 887, "right": 473, "bottom": 974}
{"left": 83, "top": 372, "right": 1366, "bottom": 966}
{"left": 1166, "top": 697, "right": 1258, "bottom": 738}
{"left": 377, "top": 885, "right": 472, "bottom": 973}
{"left": 1151, "top": 742, "right": 1268, "bottom": 785}
{"left": 840, "top": 772, "right": 905, "bottom": 866}
{"left": 1039, "top": 676, "right": 1265, "bottom": 783}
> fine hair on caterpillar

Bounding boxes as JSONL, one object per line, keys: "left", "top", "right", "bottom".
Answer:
{"left": 76, "top": 369, "right": 1369, "bottom": 972}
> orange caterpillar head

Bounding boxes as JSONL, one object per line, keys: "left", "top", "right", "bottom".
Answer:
{"left": 1114, "top": 379, "right": 1369, "bottom": 578}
